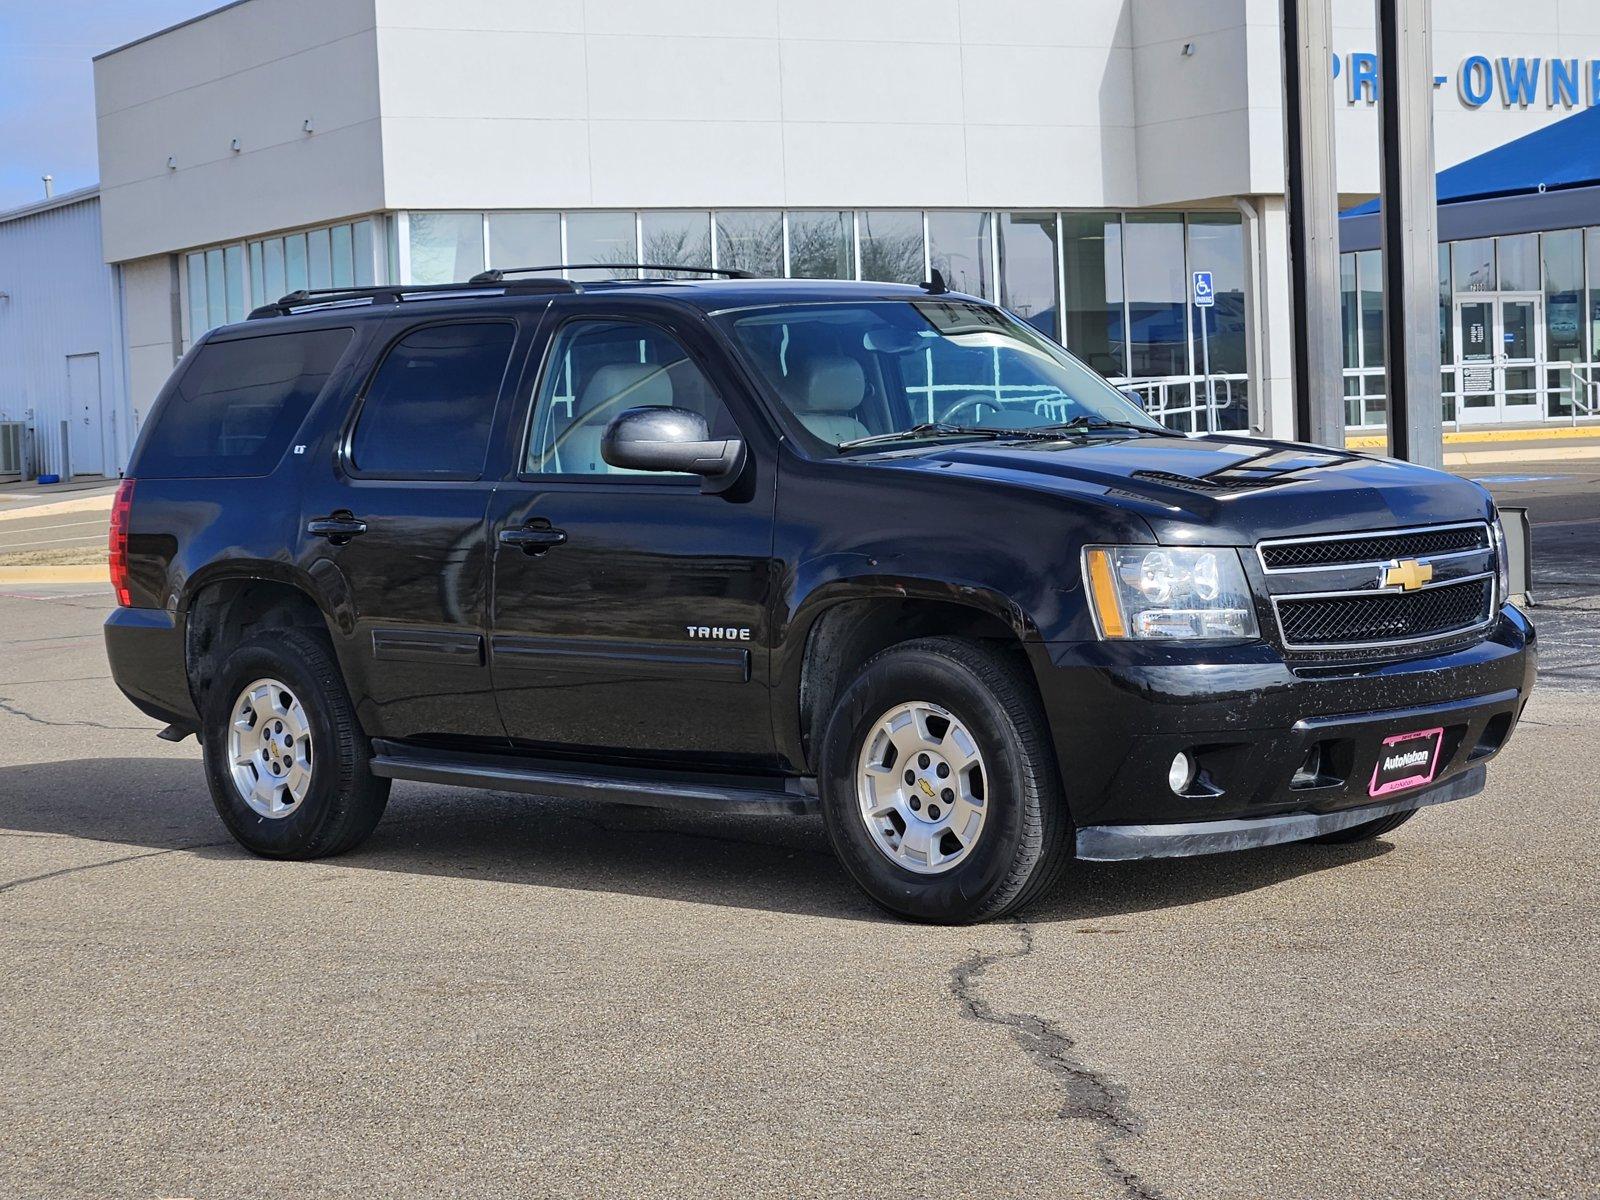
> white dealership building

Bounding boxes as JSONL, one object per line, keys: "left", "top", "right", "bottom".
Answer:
{"left": 5, "top": 0, "right": 1600, "bottom": 478}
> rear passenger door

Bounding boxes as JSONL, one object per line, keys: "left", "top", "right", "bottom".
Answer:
{"left": 485, "top": 312, "right": 778, "bottom": 767}
{"left": 298, "top": 315, "right": 531, "bottom": 744}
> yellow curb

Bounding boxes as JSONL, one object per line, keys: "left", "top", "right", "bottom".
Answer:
{"left": 0, "top": 565, "right": 108, "bottom": 585}
{"left": 1349, "top": 424, "right": 1600, "bottom": 449}
{"left": 1444, "top": 445, "right": 1600, "bottom": 466}
{"left": 0, "top": 492, "right": 115, "bottom": 524}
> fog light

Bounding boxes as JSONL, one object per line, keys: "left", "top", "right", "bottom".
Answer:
{"left": 1168, "top": 751, "right": 1196, "bottom": 795}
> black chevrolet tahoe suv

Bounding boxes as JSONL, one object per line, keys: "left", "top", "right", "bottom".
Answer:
{"left": 105, "top": 269, "right": 1535, "bottom": 923}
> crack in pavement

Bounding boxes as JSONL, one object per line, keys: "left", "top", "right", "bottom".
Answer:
{"left": 0, "top": 841, "right": 232, "bottom": 897}
{"left": 950, "top": 921, "right": 1170, "bottom": 1200}
{"left": 0, "top": 696, "right": 151, "bottom": 732}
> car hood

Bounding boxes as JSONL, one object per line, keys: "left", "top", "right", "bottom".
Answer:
{"left": 870, "top": 434, "right": 1493, "bottom": 544}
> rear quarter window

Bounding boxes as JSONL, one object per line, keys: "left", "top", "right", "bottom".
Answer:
{"left": 133, "top": 327, "right": 354, "bottom": 478}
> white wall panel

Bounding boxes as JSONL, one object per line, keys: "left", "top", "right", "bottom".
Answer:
{"left": 0, "top": 195, "right": 127, "bottom": 475}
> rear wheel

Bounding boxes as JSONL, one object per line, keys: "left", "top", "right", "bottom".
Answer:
{"left": 201, "top": 628, "right": 389, "bottom": 858}
{"left": 1312, "top": 808, "right": 1417, "bottom": 844}
{"left": 818, "top": 637, "right": 1070, "bottom": 924}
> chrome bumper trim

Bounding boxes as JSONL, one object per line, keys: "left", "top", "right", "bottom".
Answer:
{"left": 1074, "top": 764, "right": 1486, "bottom": 862}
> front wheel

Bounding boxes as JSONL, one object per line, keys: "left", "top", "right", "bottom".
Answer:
{"left": 818, "top": 637, "right": 1071, "bottom": 924}
{"left": 201, "top": 628, "right": 389, "bottom": 859}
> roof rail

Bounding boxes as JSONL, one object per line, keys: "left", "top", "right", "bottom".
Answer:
{"left": 469, "top": 263, "right": 757, "bottom": 283}
{"left": 246, "top": 277, "right": 579, "bottom": 320}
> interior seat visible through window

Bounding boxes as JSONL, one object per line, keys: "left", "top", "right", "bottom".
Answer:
{"left": 525, "top": 319, "right": 736, "bottom": 475}
{"left": 789, "top": 356, "right": 871, "bottom": 443}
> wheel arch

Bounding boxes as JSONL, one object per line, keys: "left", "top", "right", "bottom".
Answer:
{"left": 781, "top": 579, "right": 1051, "bottom": 774}
{"left": 182, "top": 568, "right": 338, "bottom": 713}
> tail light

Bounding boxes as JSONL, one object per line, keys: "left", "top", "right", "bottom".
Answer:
{"left": 109, "top": 478, "right": 135, "bottom": 607}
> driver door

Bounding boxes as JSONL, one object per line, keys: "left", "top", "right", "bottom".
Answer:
{"left": 485, "top": 312, "right": 779, "bottom": 768}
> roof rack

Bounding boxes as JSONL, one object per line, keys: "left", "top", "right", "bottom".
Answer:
{"left": 247, "top": 277, "right": 579, "bottom": 320}
{"left": 469, "top": 263, "right": 757, "bottom": 283}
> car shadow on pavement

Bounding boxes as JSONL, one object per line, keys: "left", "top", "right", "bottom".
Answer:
{"left": 0, "top": 757, "right": 1391, "bottom": 924}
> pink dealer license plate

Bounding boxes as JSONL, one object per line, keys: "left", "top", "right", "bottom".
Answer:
{"left": 1368, "top": 727, "right": 1445, "bottom": 797}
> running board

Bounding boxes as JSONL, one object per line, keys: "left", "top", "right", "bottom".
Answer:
{"left": 369, "top": 740, "right": 818, "bottom": 817}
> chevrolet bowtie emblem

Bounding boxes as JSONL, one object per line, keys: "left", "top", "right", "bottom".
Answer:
{"left": 1382, "top": 558, "right": 1434, "bottom": 591}
{"left": 918, "top": 779, "right": 936, "bottom": 798}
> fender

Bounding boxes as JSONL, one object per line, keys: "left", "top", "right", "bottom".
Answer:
{"left": 772, "top": 561, "right": 1047, "bottom": 770}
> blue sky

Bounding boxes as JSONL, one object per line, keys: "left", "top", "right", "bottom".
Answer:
{"left": 0, "top": 1, "right": 220, "bottom": 210}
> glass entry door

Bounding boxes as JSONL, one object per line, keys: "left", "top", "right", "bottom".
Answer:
{"left": 1454, "top": 294, "right": 1544, "bottom": 425}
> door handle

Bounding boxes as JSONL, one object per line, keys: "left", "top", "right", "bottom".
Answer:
{"left": 499, "top": 523, "right": 567, "bottom": 556}
{"left": 306, "top": 514, "right": 368, "bottom": 544}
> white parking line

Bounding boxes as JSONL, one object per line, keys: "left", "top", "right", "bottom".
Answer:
{"left": 0, "top": 533, "right": 106, "bottom": 551}
{"left": 0, "top": 518, "right": 107, "bottom": 535}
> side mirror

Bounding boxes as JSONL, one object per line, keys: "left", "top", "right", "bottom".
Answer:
{"left": 601, "top": 406, "right": 746, "bottom": 492}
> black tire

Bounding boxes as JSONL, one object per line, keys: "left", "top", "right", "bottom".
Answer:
{"left": 817, "top": 637, "right": 1071, "bottom": 924}
{"left": 201, "top": 627, "right": 389, "bottom": 859}
{"left": 1311, "top": 808, "right": 1417, "bottom": 845}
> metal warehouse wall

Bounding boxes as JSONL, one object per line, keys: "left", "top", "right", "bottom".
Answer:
{"left": 0, "top": 192, "right": 127, "bottom": 478}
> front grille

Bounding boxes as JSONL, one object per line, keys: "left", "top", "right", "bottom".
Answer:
{"left": 1275, "top": 577, "right": 1493, "bottom": 648}
{"left": 1260, "top": 523, "right": 1487, "bottom": 570}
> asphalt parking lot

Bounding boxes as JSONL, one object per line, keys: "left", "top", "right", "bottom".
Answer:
{"left": 2, "top": 463, "right": 1597, "bottom": 1200}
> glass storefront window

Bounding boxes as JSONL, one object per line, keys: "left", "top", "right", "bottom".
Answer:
{"left": 204, "top": 248, "right": 226, "bottom": 330}
{"left": 353, "top": 219, "right": 375, "bottom": 286}
{"left": 306, "top": 226, "right": 332, "bottom": 291}
{"left": 284, "top": 232, "right": 308, "bottom": 293}
{"left": 1543, "top": 229, "right": 1583, "bottom": 416}
{"left": 1061, "top": 212, "right": 1124, "bottom": 376}
{"left": 787, "top": 211, "right": 853, "bottom": 279}
{"left": 186, "top": 253, "right": 207, "bottom": 342}
{"left": 264, "top": 238, "right": 285, "bottom": 300}
{"left": 1357, "top": 248, "right": 1384, "bottom": 369}
{"left": 1186, "top": 214, "right": 1246, "bottom": 376}
{"left": 999, "top": 212, "right": 1060, "bottom": 340}
{"left": 330, "top": 223, "right": 355, "bottom": 288}
{"left": 1340, "top": 253, "right": 1360, "bottom": 369}
{"left": 639, "top": 211, "right": 712, "bottom": 277}
{"left": 223, "top": 244, "right": 247, "bottom": 322}
{"left": 859, "top": 211, "right": 925, "bottom": 284}
{"left": 1497, "top": 233, "right": 1539, "bottom": 291}
{"left": 409, "top": 212, "right": 485, "bottom": 284}
{"left": 714, "top": 211, "right": 783, "bottom": 277}
{"left": 487, "top": 212, "right": 560, "bottom": 272}
{"left": 1123, "top": 214, "right": 1186, "bottom": 376}
{"left": 1439, "top": 244, "right": 1455, "bottom": 422}
{"left": 927, "top": 211, "right": 992, "bottom": 299}
{"left": 248, "top": 242, "right": 265, "bottom": 309}
{"left": 1452, "top": 238, "right": 1494, "bottom": 292}
{"left": 1588, "top": 228, "right": 1600, "bottom": 364}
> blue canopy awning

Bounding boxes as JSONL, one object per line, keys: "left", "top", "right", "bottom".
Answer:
{"left": 1346, "top": 104, "right": 1600, "bottom": 216}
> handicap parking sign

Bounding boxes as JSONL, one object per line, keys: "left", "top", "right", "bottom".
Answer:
{"left": 1192, "top": 270, "right": 1215, "bottom": 307}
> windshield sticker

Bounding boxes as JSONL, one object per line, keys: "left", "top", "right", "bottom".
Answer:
{"left": 912, "top": 299, "right": 1010, "bottom": 335}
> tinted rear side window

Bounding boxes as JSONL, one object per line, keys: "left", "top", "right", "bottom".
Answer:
{"left": 348, "top": 322, "right": 516, "bottom": 478}
{"left": 136, "top": 328, "right": 354, "bottom": 478}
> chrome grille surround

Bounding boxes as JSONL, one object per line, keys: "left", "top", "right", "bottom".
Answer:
{"left": 1257, "top": 520, "right": 1490, "bottom": 573}
{"left": 1257, "top": 521, "right": 1499, "bottom": 652}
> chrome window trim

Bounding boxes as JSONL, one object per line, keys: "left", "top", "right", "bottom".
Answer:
{"left": 1255, "top": 520, "right": 1492, "bottom": 574}
{"left": 1270, "top": 571, "right": 1497, "bottom": 652}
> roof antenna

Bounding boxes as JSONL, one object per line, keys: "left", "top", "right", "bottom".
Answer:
{"left": 921, "top": 268, "right": 948, "bottom": 295}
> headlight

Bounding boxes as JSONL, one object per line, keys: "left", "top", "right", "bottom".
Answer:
{"left": 1083, "top": 545, "right": 1260, "bottom": 640}
{"left": 1489, "top": 510, "right": 1512, "bottom": 607}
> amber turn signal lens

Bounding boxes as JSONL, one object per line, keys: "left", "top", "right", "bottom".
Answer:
{"left": 1084, "top": 547, "right": 1127, "bottom": 638}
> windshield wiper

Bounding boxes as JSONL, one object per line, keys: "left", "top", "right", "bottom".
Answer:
{"left": 837, "top": 423, "right": 1026, "bottom": 451}
{"left": 1045, "top": 415, "right": 1185, "bottom": 438}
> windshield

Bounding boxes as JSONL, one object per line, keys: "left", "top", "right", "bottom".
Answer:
{"left": 719, "top": 299, "right": 1163, "bottom": 450}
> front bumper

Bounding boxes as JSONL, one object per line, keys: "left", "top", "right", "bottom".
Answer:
{"left": 1077, "top": 763, "right": 1484, "bottom": 860}
{"left": 1030, "top": 605, "right": 1535, "bottom": 849}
